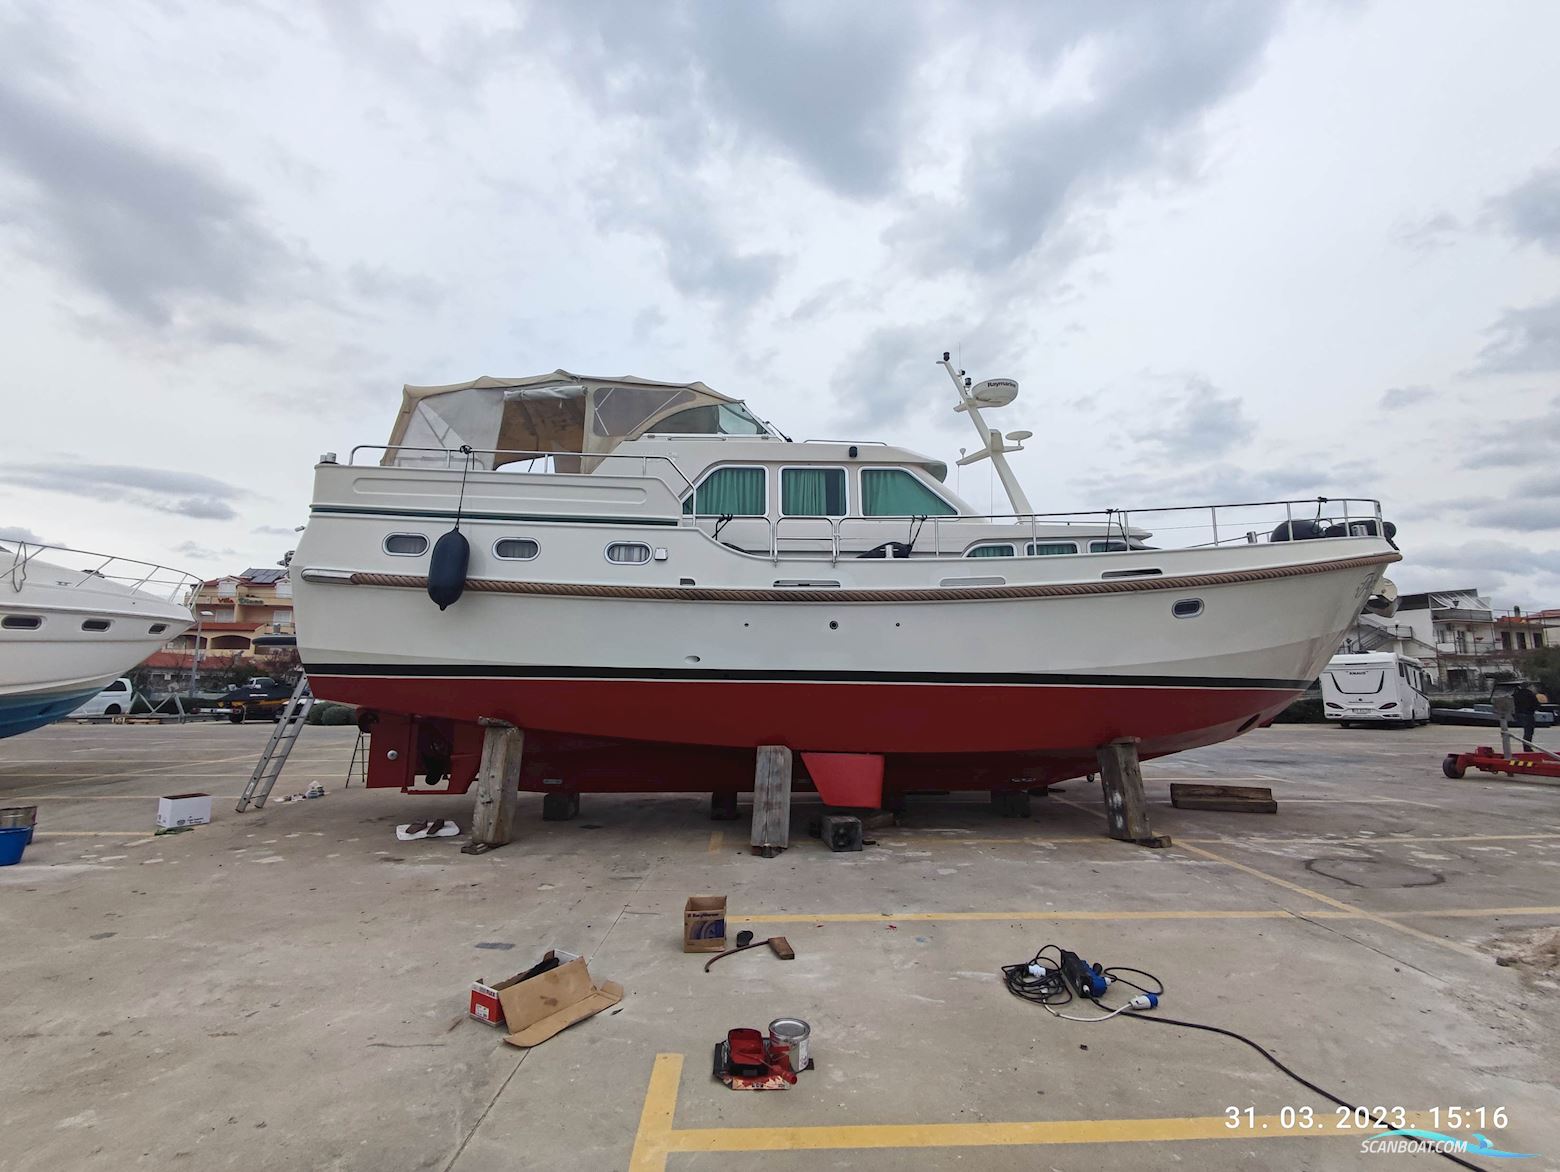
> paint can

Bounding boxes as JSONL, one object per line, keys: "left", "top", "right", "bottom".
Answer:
{"left": 768, "top": 1017, "right": 810, "bottom": 1071}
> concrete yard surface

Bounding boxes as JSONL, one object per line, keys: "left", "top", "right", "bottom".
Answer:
{"left": 1, "top": 720, "right": 1559, "bottom": 1170}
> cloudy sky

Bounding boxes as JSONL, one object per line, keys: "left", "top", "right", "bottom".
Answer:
{"left": 2, "top": 0, "right": 1558, "bottom": 605}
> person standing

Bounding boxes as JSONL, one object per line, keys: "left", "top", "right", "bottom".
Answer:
{"left": 1512, "top": 681, "right": 1540, "bottom": 748}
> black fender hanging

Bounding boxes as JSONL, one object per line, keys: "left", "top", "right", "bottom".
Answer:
{"left": 427, "top": 529, "right": 469, "bottom": 610}
{"left": 428, "top": 445, "right": 475, "bottom": 611}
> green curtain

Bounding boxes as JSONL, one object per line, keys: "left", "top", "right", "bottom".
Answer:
{"left": 783, "top": 469, "right": 844, "bottom": 516}
{"left": 968, "top": 544, "right": 1014, "bottom": 558}
{"left": 862, "top": 469, "right": 956, "bottom": 516}
{"left": 1028, "top": 542, "right": 1077, "bottom": 556}
{"left": 694, "top": 467, "right": 766, "bottom": 515}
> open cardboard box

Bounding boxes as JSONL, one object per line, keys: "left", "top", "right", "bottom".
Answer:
{"left": 498, "top": 950, "right": 624, "bottom": 1049}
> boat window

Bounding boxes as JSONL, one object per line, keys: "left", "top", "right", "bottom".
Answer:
{"left": 1027, "top": 542, "right": 1079, "bottom": 556}
{"left": 149, "top": 623, "right": 168, "bottom": 635}
{"left": 1090, "top": 540, "right": 1130, "bottom": 552}
{"left": 384, "top": 533, "right": 429, "bottom": 556}
{"left": 781, "top": 468, "right": 847, "bottom": 517}
{"left": 2, "top": 615, "right": 42, "bottom": 630}
{"left": 651, "top": 402, "right": 770, "bottom": 436}
{"left": 1172, "top": 599, "right": 1203, "bottom": 619}
{"left": 860, "top": 468, "right": 957, "bottom": 516}
{"left": 82, "top": 619, "right": 112, "bottom": 632}
{"left": 606, "top": 541, "right": 652, "bottom": 565}
{"left": 684, "top": 466, "right": 766, "bottom": 516}
{"left": 493, "top": 538, "right": 539, "bottom": 561}
{"left": 966, "top": 543, "right": 1015, "bottom": 558}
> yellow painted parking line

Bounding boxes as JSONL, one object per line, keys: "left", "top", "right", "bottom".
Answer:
{"left": 1174, "top": 841, "right": 1485, "bottom": 961}
{"left": 733, "top": 905, "right": 1560, "bottom": 925}
{"left": 707, "top": 830, "right": 724, "bottom": 853}
{"left": 888, "top": 831, "right": 1560, "bottom": 849}
{"left": 628, "top": 1053, "right": 1439, "bottom": 1169}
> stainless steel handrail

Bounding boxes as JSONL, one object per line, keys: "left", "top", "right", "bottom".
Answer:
{"left": 3, "top": 542, "right": 201, "bottom": 603}
{"left": 347, "top": 444, "right": 698, "bottom": 497}
{"left": 689, "top": 497, "right": 1385, "bottom": 565}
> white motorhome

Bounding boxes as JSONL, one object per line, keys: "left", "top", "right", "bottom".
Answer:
{"left": 1320, "top": 652, "right": 1431, "bottom": 727}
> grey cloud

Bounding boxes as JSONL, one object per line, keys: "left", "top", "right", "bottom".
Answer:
{"left": 1487, "top": 161, "right": 1560, "bottom": 254}
{"left": 1379, "top": 385, "right": 1435, "bottom": 410}
{"left": 0, "top": 70, "right": 295, "bottom": 325}
{"left": 1410, "top": 541, "right": 1560, "bottom": 581}
{"left": 347, "top": 264, "right": 443, "bottom": 309}
{"left": 1461, "top": 501, "right": 1560, "bottom": 532}
{"left": 1140, "top": 378, "right": 1254, "bottom": 460}
{"left": 1458, "top": 394, "right": 1560, "bottom": 466}
{"left": 175, "top": 540, "right": 236, "bottom": 561}
{"left": 252, "top": 525, "right": 298, "bottom": 537}
{"left": 890, "top": 2, "right": 1287, "bottom": 272}
{"left": 0, "top": 525, "right": 48, "bottom": 544}
{"left": 1397, "top": 212, "right": 1461, "bottom": 254}
{"left": 1078, "top": 458, "right": 1377, "bottom": 510}
{"left": 830, "top": 326, "right": 946, "bottom": 433}
{"left": 592, "top": 178, "right": 784, "bottom": 309}
{"left": 1471, "top": 295, "right": 1560, "bottom": 374}
{"left": 0, "top": 463, "right": 244, "bottom": 521}
{"left": 533, "top": 4, "right": 920, "bottom": 199}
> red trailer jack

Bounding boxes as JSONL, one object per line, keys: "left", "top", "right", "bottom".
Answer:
{"left": 1442, "top": 745, "right": 1560, "bottom": 781}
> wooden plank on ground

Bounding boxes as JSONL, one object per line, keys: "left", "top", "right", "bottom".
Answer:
{"left": 1170, "top": 783, "right": 1278, "bottom": 814}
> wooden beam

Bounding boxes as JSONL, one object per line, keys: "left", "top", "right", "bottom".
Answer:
{"left": 1096, "top": 737, "right": 1170, "bottom": 848}
{"left": 1170, "top": 783, "right": 1277, "bottom": 814}
{"left": 750, "top": 745, "right": 793, "bottom": 858}
{"left": 470, "top": 724, "right": 524, "bottom": 848}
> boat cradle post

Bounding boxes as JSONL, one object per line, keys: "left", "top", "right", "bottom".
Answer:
{"left": 1095, "top": 737, "right": 1171, "bottom": 849}
{"left": 469, "top": 721, "right": 524, "bottom": 850}
{"left": 750, "top": 745, "right": 793, "bottom": 859}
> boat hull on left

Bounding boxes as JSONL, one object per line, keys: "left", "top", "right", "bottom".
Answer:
{"left": 0, "top": 549, "right": 195, "bottom": 739}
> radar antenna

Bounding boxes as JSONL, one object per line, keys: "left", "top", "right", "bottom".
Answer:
{"left": 938, "top": 351, "right": 1033, "bottom": 515}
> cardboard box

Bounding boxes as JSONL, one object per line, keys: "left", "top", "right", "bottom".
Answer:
{"left": 157, "top": 792, "right": 212, "bottom": 829}
{"left": 684, "top": 894, "right": 727, "bottom": 953}
{"left": 498, "top": 951, "right": 623, "bottom": 1049}
{"left": 470, "top": 950, "right": 582, "bottom": 1027}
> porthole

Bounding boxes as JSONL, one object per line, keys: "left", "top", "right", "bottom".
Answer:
{"left": 82, "top": 619, "right": 112, "bottom": 632}
{"left": 606, "top": 541, "right": 651, "bottom": 565}
{"left": 494, "top": 538, "right": 539, "bottom": 561}
{"left": 2, "top": 615, "right": 43, "bottom": 630}
{"left": 1172, "top": 598, "right": 1204, "bottom": 619}
{"left": 384, "top": 533, "right": 429, "bottom": 556}
{"left": 149, "top": 623, "right": 168, "bottom": 635}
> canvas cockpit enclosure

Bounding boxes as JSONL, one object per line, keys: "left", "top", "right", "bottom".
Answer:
{"left": 384, "top": 370, "right": 771, "bottom": 472}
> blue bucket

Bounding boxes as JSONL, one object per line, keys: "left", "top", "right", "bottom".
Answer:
{"left": 0, "top": 826, "right": 28, "bottom": 866}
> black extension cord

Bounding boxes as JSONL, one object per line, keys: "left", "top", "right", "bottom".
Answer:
{"left": 1005, "top": 945, "right": 1482, "bottom": 1170}
{"left": 1119, "top": 1012, "right": 1481, "bottom": 1172}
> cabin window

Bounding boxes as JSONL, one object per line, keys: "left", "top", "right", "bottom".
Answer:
{"left": 651, "top": 402, "right": 769, "bottom": 436}
{"left": 684, "top": 466, "right": 766, "bottom": 516}
{"left": 966, "top": 543, "right": 1015, "bottom": 558}
{"left": 1027, "top": 542, "right": 1079, "bottom": 556}
{"left": 860, "top": 468, "right": 957, "bottom": 516}
{"left": 781, "top": 468, "right": 847, "bottom": 517}
{"left": 2, "top": 615, "right": 42, "bottom": 630}
{"left": 149, "top": 623, "right": 168, "bottom": 635}
{"left": 384, "top": 533, "right": 429, "bottom": 556}
{"left": 493, "top": 538, "right": 539, "bottom": 561}
{"left": 82, "top": 619, "right": 112, "bottom": 632}
{"left": 1172, "top": 599, "right": 1204, "bottom": 619}
{"left": 606, "top": 541, "right": 652, "bottom": 565}
{"left": 1090, "top": 540, "right": 1130, "bottom": 552}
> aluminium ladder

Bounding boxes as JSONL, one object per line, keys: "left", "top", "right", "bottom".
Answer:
{"left": 235, "top": 676, "right": 315, "bottom": 811}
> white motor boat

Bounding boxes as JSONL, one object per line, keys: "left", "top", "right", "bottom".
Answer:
{"left": 0, "top": 543, "right": 196, "bottom": 738}
{"left": 292, "top": 353, "right": 1400, "bottom": 807}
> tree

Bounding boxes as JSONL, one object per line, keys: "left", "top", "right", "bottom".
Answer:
{"left": 1518, "top": 647, "right": 1560, "bottom": 698}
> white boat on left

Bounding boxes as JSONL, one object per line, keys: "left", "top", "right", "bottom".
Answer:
{"left": 0, "top": 542, "right": 196, "bottom": 739}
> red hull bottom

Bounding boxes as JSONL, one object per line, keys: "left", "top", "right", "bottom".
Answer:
{"left": 314, "top": 675, "right": 1299, "bottom": 799}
